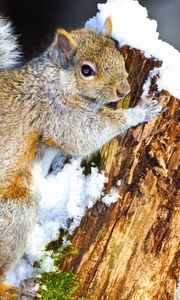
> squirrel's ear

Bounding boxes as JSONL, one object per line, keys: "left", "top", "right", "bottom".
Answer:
{"left": 102, "top": 17, "right": 112, "bottom": 37}
{"left": 54, "top": 28, "right": 77, "bottom": 66}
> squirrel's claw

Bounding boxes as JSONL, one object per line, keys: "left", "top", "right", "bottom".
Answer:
{"left": 136, "top": 95, "right": 167, "bottom": 123}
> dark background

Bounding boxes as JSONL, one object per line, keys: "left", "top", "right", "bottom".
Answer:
{"left": 0, "top": 0, "right": 179, "bottom": 60}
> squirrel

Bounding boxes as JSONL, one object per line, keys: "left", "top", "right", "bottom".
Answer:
{"left": 0, "top": 15, "right": 166, "bottom": 296}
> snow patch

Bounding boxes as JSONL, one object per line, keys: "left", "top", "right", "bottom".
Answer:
{"left": 141, "top": 68, "right": 159, "bottom": 99}
{"left": 177, "top": 280, "right": 180, "bottom": 300}
{"left": 6, "top": 156, "right": 118, "bottom": 286}
{"left": 102, "top": 187, "right": 119, "bottom": 206}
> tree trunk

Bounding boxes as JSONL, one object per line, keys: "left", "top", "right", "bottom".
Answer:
{"left": 60, "top": 46, "right": 180, "bottom": 300}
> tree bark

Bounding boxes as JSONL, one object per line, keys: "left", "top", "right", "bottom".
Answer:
{"left": 60, "top": 46, "right": 180, "bottom": 300}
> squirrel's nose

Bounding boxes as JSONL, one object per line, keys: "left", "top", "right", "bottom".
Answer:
{"left": 116, "top": 83, "right": 130, "bottom": 98}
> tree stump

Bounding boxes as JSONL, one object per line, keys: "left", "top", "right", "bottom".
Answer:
{"left": 60, "top": 46, "right": 180, "bottom": 300}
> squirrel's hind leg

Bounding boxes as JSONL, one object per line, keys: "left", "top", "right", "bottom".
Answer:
{"left": 0, "top": 199, "right": 36, "bottom": 281}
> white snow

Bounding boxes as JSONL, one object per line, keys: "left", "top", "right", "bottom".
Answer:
{"left": 177, "top": 280, "right": 180, "bottom": 300}
{"left": 102, "top": 187, "right": 119, "bottom": 206}
{"left": 85, "top": 0, "right": 180, "bottom": 99}
{"left": 6, "top": 156, "right": 118, "bottom": 286}
{"left": 176, "top": 278, "right": 180, "bottom": 300}
{"left": 141, "top": 68, "right": 159, "bottom": 99}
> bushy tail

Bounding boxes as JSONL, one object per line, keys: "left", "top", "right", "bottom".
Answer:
{"left": 0, "top": 16, "right": 20, "bottom": 70}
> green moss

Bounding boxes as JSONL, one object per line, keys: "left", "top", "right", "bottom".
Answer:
{"left": 50, "top": 244, "right": 80, "bottom": 266}
{"left": 45, "top": 229, "right": 80, "bottom": 265}
{"left": 36, "top": 229, "right": 86, "bottom": 299}
{"left": 38, "top": 271, "right": 85, "bottom": 300}
{"left": 47, "top": 230, "right": 70, "bottom": 253}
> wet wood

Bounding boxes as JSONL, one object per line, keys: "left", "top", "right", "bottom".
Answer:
{"left": 60, "top": 46, "right": 180, "bottom": 300}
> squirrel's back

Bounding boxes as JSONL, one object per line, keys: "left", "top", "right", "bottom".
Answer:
{"left": 0, "top": 16, "right": 20, "bottom": 70}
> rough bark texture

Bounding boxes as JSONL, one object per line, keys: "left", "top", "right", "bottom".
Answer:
{"left": 60, "top": 46, "right": 180, "bottom": 300}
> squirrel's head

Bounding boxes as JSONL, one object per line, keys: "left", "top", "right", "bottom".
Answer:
{"left": 51, "top": 17, "right": 130, "bottom": 110}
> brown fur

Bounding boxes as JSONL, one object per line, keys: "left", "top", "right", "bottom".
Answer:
{"left": 0, "top": 282, "right": 18, "bottom": 300}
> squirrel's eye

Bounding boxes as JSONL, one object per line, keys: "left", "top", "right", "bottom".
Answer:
{"left": 80, "top": 62, "right": 96, "bottom": 80}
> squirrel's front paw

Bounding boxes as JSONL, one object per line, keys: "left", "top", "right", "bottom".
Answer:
{"left": 138, "top": 96, "right": 167, "bottom": 122}
{"left": 124, "top": 96, "right": 167, "bottom": 128}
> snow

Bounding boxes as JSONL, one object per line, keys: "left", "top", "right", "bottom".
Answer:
{"left": 141, "top": 68, "right": 159, "bottom": 99}
{"left": 85, "top": 0, "right": 180, "bottom": 99}
{"left": 6, "top": 157, "right": 119, "bottom": 286}
{"left": 177, "top": 280, "right": 180, "bottom": 300}
{"left": 102, "top": 187, "right": 119, "bottom": 206}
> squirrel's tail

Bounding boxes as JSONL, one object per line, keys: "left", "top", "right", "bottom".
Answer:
{"left": 0, "top": 16, "right": 20, "bottom": 70}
